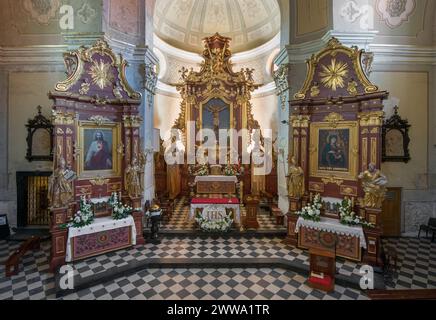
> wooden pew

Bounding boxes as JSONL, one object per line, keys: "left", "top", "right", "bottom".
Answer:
{"left": 5, "top": 236, "right": 40, "bottom": 277}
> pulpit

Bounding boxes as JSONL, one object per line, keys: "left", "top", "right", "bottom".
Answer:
{"left": 288, "top": 38, "right": 389, "bottom": 266}
{"left": 48, "top": 39, "right": 146, "bottom": 270}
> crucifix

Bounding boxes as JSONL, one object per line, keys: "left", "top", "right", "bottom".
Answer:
{"left": 206, "top": 105, "right": 227, "bottom": 135}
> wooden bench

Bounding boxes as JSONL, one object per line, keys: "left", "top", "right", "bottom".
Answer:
{"left": 271, "top": 206, "right": 284, "bottom": 226}
{"left": 5, "top": 236, "right": 40, "bottom": 277}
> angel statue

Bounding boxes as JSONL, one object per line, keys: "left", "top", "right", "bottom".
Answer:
{"left": 125, "top": 157, "right": 143, "bottom": 198}
{"left": 48, "top": 157, "right": 74, "bottom": 208}
{"left": 287, "top": 156, "right": 305, "bottom": 199}
{"left": 359, "top": 163, "right": 388, "bottom": 209}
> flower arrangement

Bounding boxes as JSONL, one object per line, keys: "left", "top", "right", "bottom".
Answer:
{"left": 195, "top": 212, "right": 234, "bottom": 233}
{"left": 296, "top": 193, "right": 322, "bottom": 222}
{"left": 339, "top": 198, "right": 374, "bottom": 228}
{"left": 224, "top": 164, "right": 238, "bottom": 176}
{"left": 64, "top": 196, "right": 94, "bottom": 228}
{"left": 108, "top": 192, "right": 133, "bottom": 220}
{"left": 196, "top": 164, "right": 209, "bottom": 176}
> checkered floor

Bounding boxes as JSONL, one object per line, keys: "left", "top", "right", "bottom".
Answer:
{"left": 0, "top": 236, "right": 435, "bottom": 300}
{"left": 159, "top": 198, "right": 285, "bottom": 232}
{"left": 382, "top": 237, "right": 436, "bottom": 290}
{"left": 62, "top": 267, "right": 367, "bottom": 300}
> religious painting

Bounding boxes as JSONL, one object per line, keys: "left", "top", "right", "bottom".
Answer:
{"left": 318, "top": 129, "right": 349, "bottom": 172}
{"left": 26, "top": 106, "right": 53, "bottom": 162}
{"left": 310, "top": 122, "right": 358, "bottom": 181}
{"left": 77, "top": 121, "right": 122, "bottom": 179}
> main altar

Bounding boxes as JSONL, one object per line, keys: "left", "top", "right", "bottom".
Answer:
{"left": 47, "top": 40, "right": 146, "bottom": 270}
{"left": 167, "top": 33, "right": 266, "bottom": 201}
{"left": 285, "top": 38, "right": 389, "bottom": 266}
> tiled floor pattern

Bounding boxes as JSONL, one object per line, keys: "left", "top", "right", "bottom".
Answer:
{"left": 0, "top": 236, "right": 434, "bottom": 300}
{"left": 158, "top": 198, "right": 286, "bottom": 232}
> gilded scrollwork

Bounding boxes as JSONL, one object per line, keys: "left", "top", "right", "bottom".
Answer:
{"left": 54, "top": 39, "right": 141, "bottom": 101}
{"left": 294, "top": 38, "right": 380, "bottom": 100}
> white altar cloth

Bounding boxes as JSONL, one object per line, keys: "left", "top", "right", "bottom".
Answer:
{"left": 295, "top": 217, "right": 367, "bottom": 249}
{"left": 66, "top": 216, "right": 137, "bottom": 262}
{"left": 190, "top": 204, "right": 241, "bottom": 223}
{"left": 194, "top": 175, "right": 238, "bottom": 183}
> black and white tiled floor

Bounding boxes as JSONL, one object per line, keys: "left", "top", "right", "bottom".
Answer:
{"left": 382, "top": 237, "right": 436, "bottom": 289}
{"left": 0, "top": 236, "right": 435, "bottom": 300}
{"left": 62, "top": 268, "right": 367, "bottom": 300}
{"left": 159, "top": 198, "right": 285, "bottom": 232}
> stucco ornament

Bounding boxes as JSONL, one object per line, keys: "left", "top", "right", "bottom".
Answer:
{"left": 376, "top": 0, "right": 416, "bottom": 28}
{"left": 22, "top": 0, "right": 60, "bottom": 25}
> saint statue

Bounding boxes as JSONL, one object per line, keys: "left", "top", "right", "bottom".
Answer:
{"left": 359, "top": 163, "right": 388, "bottom": 209}
{"left": 125, "top": 157, "right": 143, "bottom": 198}
{"left": 287, "top": 156, "right": 305, "bottom": 199}
{"left": 48, "top": 157, "right": 74, "bottom": 208}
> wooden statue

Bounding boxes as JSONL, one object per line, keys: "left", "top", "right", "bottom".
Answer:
{"left": 125, "top": 158, "right": 143, "bottom": 198}
{"left": 48, "top": 157, "right": 73, "bottom": 208}
{"left": 287, "top": 156, "right": 305, "bottom": 199}
{"left": 359, "top": 163, "right": 388, "bottom": 209}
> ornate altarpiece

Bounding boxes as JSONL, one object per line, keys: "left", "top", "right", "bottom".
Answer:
{"left": 172, "top": 33, "right": 262, "bottom": 197}
{"left": 48, "top": 40, "right": 145, "bottom": 270}
{"left": 287, "top": 38, "right": 389, "bottom": 265}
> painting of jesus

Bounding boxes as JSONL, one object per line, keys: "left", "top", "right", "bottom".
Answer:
{"left": 84, "top": 129, "right": 113, "bottom": 171}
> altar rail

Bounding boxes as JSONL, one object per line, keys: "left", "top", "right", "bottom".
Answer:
{"left": 368, "top": 289, "right": 436, "bottom": 300}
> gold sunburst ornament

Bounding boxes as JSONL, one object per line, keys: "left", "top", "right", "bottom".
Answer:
{"left": 89, "top": 60, "right": 114, "bottom": 89}
{"left": 319, "top": 58, "right": 349, "bottom": 91}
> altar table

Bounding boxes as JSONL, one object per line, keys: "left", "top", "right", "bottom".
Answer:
{"left": 194, "top": 176, "right": 237, "bottom": 194}
{"left": 190, "top": 198, "right": 241, "bottom": 223}
{"left": 295, "top": 217, "right": 367, "bottom": 262}
{"left": 66, "top": 216, "right": 137, "bottom": 262}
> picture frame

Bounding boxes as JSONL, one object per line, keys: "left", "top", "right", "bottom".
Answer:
{"left": 25, "top": 106, "right": 54, "bottom": 162}
{"left": 77, "top": 121, "right": 122, "bottom": 179}
{"left": 309, "top": 121, "right": 359, "bottom": 181}
{"left": 382, "top": 106, "right": 411, "bottom": 163}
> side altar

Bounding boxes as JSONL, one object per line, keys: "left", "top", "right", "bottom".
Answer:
{"left": 47, "top": 40, "right": 147, "bottom": 270}
{"left": 286, "top": 38, "right": 389, "bottom": 266}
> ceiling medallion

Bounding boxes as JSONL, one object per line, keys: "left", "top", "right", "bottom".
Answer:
{"left": 319, "top": 58, "right": 349, "bottom": 91}
{"left": 376, "top": 0, "right": 416, "bottom": 28}
{"left": 89, "top": 60, "right": 115, "bottom": 90}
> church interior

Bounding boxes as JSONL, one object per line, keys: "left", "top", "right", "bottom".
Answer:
{"left": 0, "top": 0, "right": 435, "bottom": 301}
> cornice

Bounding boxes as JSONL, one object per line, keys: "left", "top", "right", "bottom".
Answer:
{"left": 0, "top": 45, "right": 67, "bottom": 65}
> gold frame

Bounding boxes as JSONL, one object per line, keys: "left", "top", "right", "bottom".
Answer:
{"left": 77, "top": 121, "right": 122, "bottom": 179}
{"left": 309, "top": 121, "right": 359, "bottom": 182}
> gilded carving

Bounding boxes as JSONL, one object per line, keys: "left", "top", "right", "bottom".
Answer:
{"left": 359, "top": 163, "right": 388, "bottom": 209}
{"left": 48, "top": 157, "right": 74, "bottom": 208}
{"left": 125, "top": 158, "right": 143, "bottom": 198}
{"left": 287, "top": 157, "right": 305, "bottom": 198}
{"left": 294, "top": 38, "right": 379, "bottom": 100}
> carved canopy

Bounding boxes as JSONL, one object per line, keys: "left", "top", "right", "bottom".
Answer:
{"left": 54, "top": 39, "right": 141, "bottom": 104}
{"left": 294, "top": 38, "right": 379, "bottom": 101}
{"left": 173, "top": 33, "right": 261, "bottom": 135}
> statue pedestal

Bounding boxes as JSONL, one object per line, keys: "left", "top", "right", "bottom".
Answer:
{"left": 132, "top": 209, "right": 145, "bottom": 245}
{"left": 362, "top": 208, "right": 383, "bottom": 267}
{"left": 49, "top": 207, "right": 69, "bottom": 272}
{"left": 244, "top": 196, "right": 259, "bottom": 229}
{"left": 284, "top": 197, "right": 301, "bottom": 246}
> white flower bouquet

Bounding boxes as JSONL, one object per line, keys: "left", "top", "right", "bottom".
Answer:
{"left": 108, "top": 192, "right": 133, "bottom": 220}
{"left": 339, "top": 198, "right": 374, "bottom": 228}
{"left": 296, "top": 193, "right": 322, "bottom": 222}
{"left": 64, "top": 196, "right": 94, "bottom": 228}
{"left": 195, "top": 212, "right": 234, "bottom": 233}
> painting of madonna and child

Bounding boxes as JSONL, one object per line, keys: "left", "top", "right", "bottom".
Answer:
{"left": 318, "top": 129, "right": 350, "bottom": 172}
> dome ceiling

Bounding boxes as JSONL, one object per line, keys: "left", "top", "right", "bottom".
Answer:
{"left": 154, "top": 0, "right": 280, "bottom": 53}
